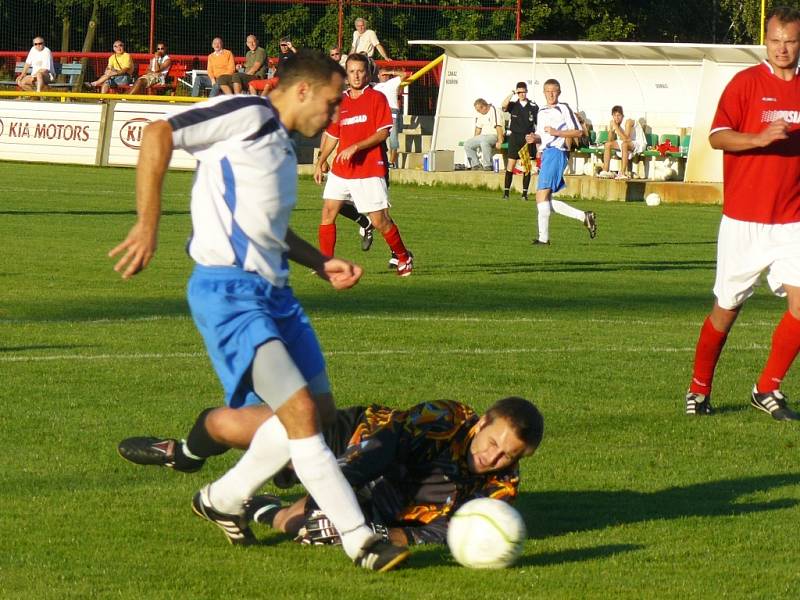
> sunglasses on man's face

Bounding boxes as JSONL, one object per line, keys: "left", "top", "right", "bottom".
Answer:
{"left": 516, "top": 90, "right": 527, "bottom": 94}
{"left": 157, "top": 47, "right": 165, "bottom": 50}
{"left": 34, "top": 42, "right": 44, "bottom": 46}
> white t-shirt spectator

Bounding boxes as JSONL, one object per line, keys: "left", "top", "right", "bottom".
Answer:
{"left": 149, "top": 54, "right": 171, "bottom": 82}
{"left": 24, "top": 45, "right": 55, "bottom": 80}
{"left": 475, "top": 104, "right": 500, "bottom": 135}
{"left": 373, "top": 76, "right": 402, "bottom": 110}
{"left": 351, "top": 29, "right": 381, "bottom": 57}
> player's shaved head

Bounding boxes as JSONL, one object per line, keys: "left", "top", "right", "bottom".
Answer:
{"left": 768, "top": 5, "right": 800, "bottom": 26}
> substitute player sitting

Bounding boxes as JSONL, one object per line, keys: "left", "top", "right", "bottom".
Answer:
{"left": 247, "top": 397, "right": 543, "bottom": 547}
{"left": 685, "top": 6, "right": 800, "bottom": 420}
{"left": 314, "top": 53, "right": 414, "bottom": 277}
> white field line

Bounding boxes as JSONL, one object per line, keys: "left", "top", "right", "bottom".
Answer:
{"left": 0, "top": 344, "right": 771, "bottom": 364}
{"left": 0, "top": 314, "right": 782, "bottom": 328}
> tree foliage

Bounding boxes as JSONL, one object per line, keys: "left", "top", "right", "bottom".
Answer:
{"left": 2, "top": 0, "right": 793, "bottom": 57}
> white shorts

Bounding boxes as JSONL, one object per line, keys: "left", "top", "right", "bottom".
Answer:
{"left": 615, "top": 138, "right": 645, "bottom": 157}
{"left": 713, "top": 216, "right": 800, "bottom": 309}
{"left": 322, "top": 173, "right": 390, "bottom": 214}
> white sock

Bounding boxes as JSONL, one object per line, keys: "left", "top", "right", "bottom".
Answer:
{"left": 289, "top": 434, "right": 372, "bottom": 559}
{"left": 551, "top": 199, "right": 585, "bottom": 221}
{"left": 208, "top": 416, "right": 290, "bottom": 514}
{"left": 537, "top": 201, "right": 551, "bottom": 242}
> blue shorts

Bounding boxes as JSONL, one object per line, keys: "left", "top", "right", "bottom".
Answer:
{"left": 187, "top": 265, "right": 326, "bottom": 408}
{"left": 536, "top": 147, "right": 568, "bottom": 193}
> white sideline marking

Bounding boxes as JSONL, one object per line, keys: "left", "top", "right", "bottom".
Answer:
{"left": 0, "top": 344, "right": 770, "bottom": 364}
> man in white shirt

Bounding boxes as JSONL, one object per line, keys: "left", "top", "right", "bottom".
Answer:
{"left": 16, "top": 36, "right": 54, "bottom": 92}
{"left": 373, "top": 67, "right": 406, "bottom": 168}
{"left": 464, "top": 98, "right": 503, "bottom": 171}
{"left": 109, "top": 50, "right": 409, "bottom": 573}
{"left": 128, "top": 42, "right": 171, "bottom": 95}
{"left": 350, "top": 17, "right": 390, "bottom": 60}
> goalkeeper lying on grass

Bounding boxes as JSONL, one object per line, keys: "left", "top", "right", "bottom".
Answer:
{"left": 247, "top": 397, "right": 543, "bottom": 546}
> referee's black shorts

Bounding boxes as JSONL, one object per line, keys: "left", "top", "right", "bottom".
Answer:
{"left": 506, "top": 132, "right": 536, "bottom": 160}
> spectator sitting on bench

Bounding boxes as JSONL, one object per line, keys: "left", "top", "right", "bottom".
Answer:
{"left": 128, "top": 42, "right": 171, "bottom": 95}
{"left": 464, "top": 98, "right": 503, "bottom": 171}
{"left": 17, "top": 36, "right": 54, "bottom": 92}
{"left": 89, "top": 40, "right": 134, "bottom": 93}
{"left": 217, "top": 34, "right": 266, "bottom": 95}
{"left": 597, "top": 105, "right": 645, "bottom": 180}
{"left": 191, "top": 37, "right": 234, "bottom": 97}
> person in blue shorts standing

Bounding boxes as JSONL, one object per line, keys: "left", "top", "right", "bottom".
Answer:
{"left": 109, "top": 50, "right": 409, "bottom": 572}
{"left": 531, "top": 79, "right": 597, "bottom": 245}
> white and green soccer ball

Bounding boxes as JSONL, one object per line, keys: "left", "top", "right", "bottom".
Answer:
{"left": 447, "top": 498, "right": 527, "bottom": 569}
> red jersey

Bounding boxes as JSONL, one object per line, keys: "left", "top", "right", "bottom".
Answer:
{"left": 711, "top": 61, "right": 800, "bottom": 224}
{"left": 326, "top": 86, "right": 392, "bottom": 179}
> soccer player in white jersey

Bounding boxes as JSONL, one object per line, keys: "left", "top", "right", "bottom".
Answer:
{"left": 531, "top": 79, "right": 597, "bottom": 245}
{"left": 109, "top": 50, "right": 409, "bottom": 572}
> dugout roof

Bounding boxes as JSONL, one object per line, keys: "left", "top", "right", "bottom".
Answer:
{"left": 410, "top": 40, "right": 765, "bottom": 64}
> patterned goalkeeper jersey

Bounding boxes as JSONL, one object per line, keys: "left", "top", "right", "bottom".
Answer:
{"left": 336, "top": 400, "right": 520, "bottom": 545}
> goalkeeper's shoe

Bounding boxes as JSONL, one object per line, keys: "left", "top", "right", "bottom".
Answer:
{"left": 244, "top": 494, "right": 282, "bottom": 526}
{"left": 750, "top": 387, "right": 800, "bottom": 421}
{"left": 359, "top": 223, "right": 375, "bottom": 251}
{"left": 353, "top": 534, "right": 410, "bottom": 572}
{"left": 117, "top": 437, "right": 204, "bottom": 473}
{"left": 192, "top": 485, "right": 256, "bottom": 546}
{"left": 685, "top": 391, "right": 713, "bottom": 416}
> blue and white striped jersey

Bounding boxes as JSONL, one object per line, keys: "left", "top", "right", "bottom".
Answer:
{"left": 167, "top": 95, "right": 296, "bottom": 287}
{"left": 535, "top": 102, "right": 580, "bottom": 151}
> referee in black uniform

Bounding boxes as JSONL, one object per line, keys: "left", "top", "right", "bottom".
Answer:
{"left": 501, "top": 82, "right": 538, "bottom": 200}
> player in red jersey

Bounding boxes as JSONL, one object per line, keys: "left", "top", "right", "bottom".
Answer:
{"left": 314, "top": 53, "right": 414, "bottom": 277}
{"left": 685, "top": 6, "right": 800, "bottom": 420}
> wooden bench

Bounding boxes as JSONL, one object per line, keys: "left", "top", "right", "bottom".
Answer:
{"left": 0, "top": 61, "right": 83, "bottom": 89}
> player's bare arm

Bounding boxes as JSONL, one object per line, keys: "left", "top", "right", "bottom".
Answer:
{"left": 285, "top": 228, "right": 363, "bottom": 290}
{"left": 313, "top": 133, "right": 339, "bottom": 184}
{"left": 108, "top": 120, "right": 173, "bottom": 279}
{"left": 335, "top": 128, "right": 389, "bottom": 163}
{"left": 709, "top": 119, "right": 791, "bottom": 152}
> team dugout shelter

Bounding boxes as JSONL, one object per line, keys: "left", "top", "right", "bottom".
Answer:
{"left": 412, "top": 40, "right": 767, "bottom": 183}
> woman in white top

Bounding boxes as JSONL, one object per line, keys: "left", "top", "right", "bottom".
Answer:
{"left": 17, "top": 37, "right": 55, "bottom": 92}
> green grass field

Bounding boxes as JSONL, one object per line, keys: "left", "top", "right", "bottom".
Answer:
{"left": 2, "top": 162, "right": 799, "bottom": 598}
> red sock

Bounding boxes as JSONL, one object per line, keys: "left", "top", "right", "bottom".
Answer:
{"left": 318, "top": 223, "right": 336, "bottom": 257}
{"left": 689, "top": 317, "right": 728, "bottom": 395}
{"left": 381, "top": 224, "right": 409, "bottom": 261}
{"left": 757, "top": 311, "right": 800, "bottom": 393}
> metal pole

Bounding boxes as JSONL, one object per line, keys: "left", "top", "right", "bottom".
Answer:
{"left": 759, "top": 0, "right": 766, "bottom": 44}
{"left": 515, "top": 0, "right": 522, "bottom": 40}
{"left": 338, "top": 0, "right": 344, "bottom": 53}
{"left": 149, "top": 0, "right": 155, "bottom": 53}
